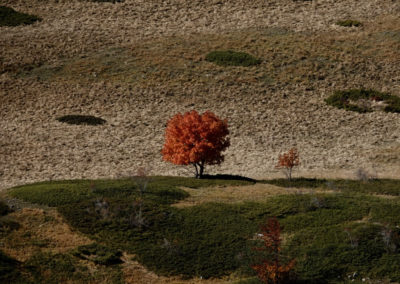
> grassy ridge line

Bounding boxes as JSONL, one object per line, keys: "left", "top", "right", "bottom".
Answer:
{"left": 8, "top": 176, "right": 253, "bottom": 207}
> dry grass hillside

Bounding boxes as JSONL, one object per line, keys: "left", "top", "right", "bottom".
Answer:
{"left": 1, "top": 0, "right": 400, "bottom": 190}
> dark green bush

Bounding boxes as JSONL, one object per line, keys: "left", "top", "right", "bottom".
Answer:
{"left": 325, "top": 89, "right": 400, "bottom": 113}
{"left": 0, "top": 200, "right": 12, "bottom": 216}
{"left": 336, "top": 20, "right": 362, "bottom": 27}
{"left": 205, "top": 50, "right": 261, "bottom": 67}
{"left": 0, "top": 6, "right": 41, "bottom": 27}
{"left": 56, "top": 115, "right": 106, "bottom": 125}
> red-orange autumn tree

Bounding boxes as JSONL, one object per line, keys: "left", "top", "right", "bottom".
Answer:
{"left": 252, "top": 218, "right": 296, "bottom": 284}
{"left": 275, "top": 148, "right": 300, "bottom": 181}
{"left": 161, "top": 110, "right": 230, "bottom": 178}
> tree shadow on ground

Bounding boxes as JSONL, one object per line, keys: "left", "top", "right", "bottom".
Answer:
{"left": 201, "top": 174, "right": 256, "bottom": 183}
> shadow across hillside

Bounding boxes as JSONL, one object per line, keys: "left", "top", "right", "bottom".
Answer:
{"left": 201, "top": 174, "right": 256, "bottom": 183}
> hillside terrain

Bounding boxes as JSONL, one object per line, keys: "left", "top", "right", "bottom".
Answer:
{"left": 1, "top": 0, "right": 400, "bottom": 189}
{"left": 1, "top": 177, "right": 400, "bottom": 283}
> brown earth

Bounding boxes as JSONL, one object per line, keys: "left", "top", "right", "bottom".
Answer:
{"left": 1, "top": 0, "right": 400, "bottom": 191}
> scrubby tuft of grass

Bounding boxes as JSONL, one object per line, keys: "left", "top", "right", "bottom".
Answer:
{"left": 205, "top": 50, "right": 261, "bottom": 67}
{"left": 336, "top": 20, "right": 362, "bottom": 27}
{"left": 72, "top": 243, "right": 122, "bottom": 265}
{"left": 325, "top": 89, "right": 400, "bottom": 113}
{"left": 0, "top": 6, "right": 41, "bottom": 27}
{"left": 56, "top": 115, "right": 106, "bottom": 125}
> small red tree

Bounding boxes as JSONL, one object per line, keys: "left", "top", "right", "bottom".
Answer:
{"left": 275, "top": 148, "right": 300, "bottom": 181}
{"left": 161, "top": 110, "right": 230, "bottom": 178}
{"left": 252, "top": 218, "right": 296, "bottom": 284}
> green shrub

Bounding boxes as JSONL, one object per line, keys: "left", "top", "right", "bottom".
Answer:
{"left": 56, "top": 115, "right": 106, "bottom": 126}
{"left": 336, "top": 20, "right": 362, "bottom": 27}
{"left": 325, "top": 89, "right": 400, "bottom": 113}
{"left": 205, "top": 50, "right": 261, "bottom": 67}
{"left": 0, "top": 6, "right": 41, "bottom": 27}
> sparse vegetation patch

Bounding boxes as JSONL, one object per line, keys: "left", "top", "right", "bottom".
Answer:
{"left": 325, "top": 89, "right": 400, "bottom": 113}
{"left": 72, "top": 243, "right": 123, "bottom": 265}
{"left": 336, "top": 20, "right": 362, "bottom": 27}
{"left": 56, "top": 115, "right": 106, "bottom": 126}
{"left": 0, "top": 6, "right": 41, "bottom": 27}
{"left": 205, "top": 50, "right": 261, "bottom": 67}
{"left": 90, "top": 0, "right": 124, "bottom": 3}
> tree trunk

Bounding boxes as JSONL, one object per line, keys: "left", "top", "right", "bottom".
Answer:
{"left": 193, "top": 162, "right": 205, "bottom": 179}
{"left": 193, "top": 163, "right": 199, "bottom": 178}
{"left": 198, "top": 161, "right": 204, "bottom": 179}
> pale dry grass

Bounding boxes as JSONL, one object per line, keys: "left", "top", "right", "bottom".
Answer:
{"left": 0, "top": 208, "right": 91, "bottom": 261}
{"left": 173, "top": 183, "right": 312, "bottom": 208}
{"left": 0, "top": 0, "right": 399, "bottom": 191}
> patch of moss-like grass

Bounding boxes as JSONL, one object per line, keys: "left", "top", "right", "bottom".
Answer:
{"left": 205, "top": 50, "right": 261, "bottom": 67}
{"left": 56, "top": 115, "right": 106, "bottom": 126}
{"left": 336, "top": 20, "right": 362, "bottom": 27}
{"left": 0, "top": 6, "right": 41, "bottom": 27}
{"left": 325, "top": 89, "right": 400, "bottom": 113}
{"left": 8, "top": 178, "right": 400, "bottom": 281}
